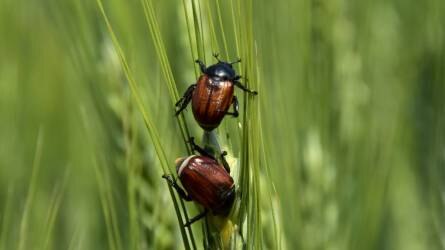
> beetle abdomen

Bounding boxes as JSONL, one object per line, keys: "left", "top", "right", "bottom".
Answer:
{"left": 178, "top": 155, "right": 235, "bottom": 215}
{"left": 192, "top": 75, "right": 234, "bottom": 131}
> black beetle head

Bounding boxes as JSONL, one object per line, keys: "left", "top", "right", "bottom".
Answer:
{"left": 205, "top": 62, "right": 237, "bottom": 81}
{"left": 215, "top": 186, "right": 236, "bottom": 215}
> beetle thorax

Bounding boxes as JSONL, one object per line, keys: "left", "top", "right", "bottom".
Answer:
{"left": 206, "top": 63, "right": 236, "bottom": 81}
{"left": 176, "top": 155, "right": 196, "bottom": 176}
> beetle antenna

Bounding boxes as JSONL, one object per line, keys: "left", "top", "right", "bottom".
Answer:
{"left": 213, "top": 53, "right": 221, "bottom": 63}
{"left": 230, "top": 58, "right": 241, "bottom": 65}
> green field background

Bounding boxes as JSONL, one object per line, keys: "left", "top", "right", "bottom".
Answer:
{"left": 0, "top": 0, "right": 444, "bottom": 249}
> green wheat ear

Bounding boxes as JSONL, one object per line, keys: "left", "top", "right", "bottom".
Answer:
{"left": 182, "top": 0, "right": 281, "bottom": 249}
{"left": 96, "top": 0, "right": 281, "bottom": 249}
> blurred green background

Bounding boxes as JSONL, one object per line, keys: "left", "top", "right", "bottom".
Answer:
{"left": 0, "top": 0, "right": 444, "bottom": 249}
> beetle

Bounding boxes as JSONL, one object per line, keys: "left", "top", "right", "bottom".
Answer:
{"left": 162, "top": 138, "right": 235, "bottom": 226}
{"left": 175, "top": 53, "right": 257, "bottom": 131}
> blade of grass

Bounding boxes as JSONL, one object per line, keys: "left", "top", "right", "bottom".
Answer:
{"left": 229, "top": 0, "right": 240, "bottom": 59}
{"left": 140, "top": 0, "right": 192, "bottom": 155}
{"left": 0, "top": 186, "right": 14, "bottom": 250}
{"left": 125, "top": 105, "right": 140, "bottom": 250}
{"left": 80, "top": 108, "right": 121, "bottom": 250}
{"left": 215, "top": 0, "right": 229, "bottom": 58}
{"left": 104, "top": 162, "right": 123, "bottom": 250}
{"left": 17, "top": 127, "right": 44, "bottom": 250}
{"left": 96, "top": 0, "right": 169, "bottom": 173}
{"left": 67, "top": 224, "right": 82, "bottom": 250}
{"left": 139, "top": 1, "right": 200, "bottom": 248}
{"left": 249, "top": 55, "right": 262, "bottom": 250}
{"left": 140, "top": 0, "right": 177, "bottom": 99}
{"left": 257, "top": 59, "right": 281, "bottom": 249}
{"left": 237, "top": 0, "right": 264, "bottom": 248}
{"left": 202, "top": 0, "right": 220, "bottom": 55}
{"left": 190, "top": 0, "right": 206, "bottom": 61}
{"left": 95, "top": 1, "right": 193, "bottom": 249}
{"left": 180, "top": 0, "right": 199, "bottom": 77}
{"left": 196, "top": 0, "right": 206, "bottom": 61}
{"left": 41, "top": 170, "right": 69, "bottom": 250}
{"left": 93, "top": 157, "right": 119, "bottom": 250}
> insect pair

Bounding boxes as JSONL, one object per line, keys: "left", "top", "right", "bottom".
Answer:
{"left": 164, "top": 54, "right": 257, "bottom": 226}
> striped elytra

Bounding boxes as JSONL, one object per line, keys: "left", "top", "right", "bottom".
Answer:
{"left": 177, "top": 155, "right": 235, "bottom": 215}
{"left": 191, "top": 75, "right": 234, "bottom": 131}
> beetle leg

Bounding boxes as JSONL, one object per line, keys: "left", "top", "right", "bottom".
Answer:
{"left": 212, "top": 53, "right": 221, "bottom": 63}
{"left": 195, "top": 59, "right": 207, "bottom": 73}
{"left": 233, "top": 75, "right": 244, "bottom": 81}
{"left": 229, "top": 58, "right": 241, "bottom": 65}
{"left": 234, "top": 80, "right": 258, "bottom": 95}
{"left": 175, "top": 84, "right": 196, "bottom": 116}
{"left": 184, "top": 209, "right": 208, "bottom": 227}
{"left": 162, "top": 174, "right": 192, "bottom": 201}
{"left": 220, "top": 151, "right": 231, "bottom": 173}
{"left": 187, "top": 137, "right": 217, "bottom": 160}
{"left": 225, "top": 96, "right": 239, "bottom": 118}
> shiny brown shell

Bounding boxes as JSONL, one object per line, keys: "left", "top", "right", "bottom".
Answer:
{"left": 191, "top": 75, "right": 234, "bottom": 131}
{"left": 177, "top": 155, "right": 235, "bottom": 215}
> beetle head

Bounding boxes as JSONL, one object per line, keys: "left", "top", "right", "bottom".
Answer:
{"left": 205, "top": 55, "right": 241, "bottom": 81}
{"left": 206, "top": 63, "right": 236, "bottom": 81}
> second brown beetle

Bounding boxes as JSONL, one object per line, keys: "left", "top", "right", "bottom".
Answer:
{"left": 163, "top": 138, "right": 235, "bottom": 226}
{"left": 175, "top": 54, "right": 257, "bottom": 131}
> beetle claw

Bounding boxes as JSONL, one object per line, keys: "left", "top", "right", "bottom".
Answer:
{"left": 162, "top": 174, "right": 175, "bottom": 184}
{"left": 184, "top": 209, "right": 208, "bottom": 227}
{"left": 213, "top": 53, "right": 222, "bottom": 63}
{"left": 230, "top": 58, "right": 241, "bottom": 65}
{"left": 186, "top": 137, "right": 199, "bottom": 151}
{"left": 187, "top": 137, "right": 196, "bottom": 146}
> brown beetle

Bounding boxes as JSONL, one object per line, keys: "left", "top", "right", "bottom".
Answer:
{"left": 163, "top": 139, "right": 235, "bottom": 226}
{"left": 175, "top": 54, "right": 257, "bottom": 131}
